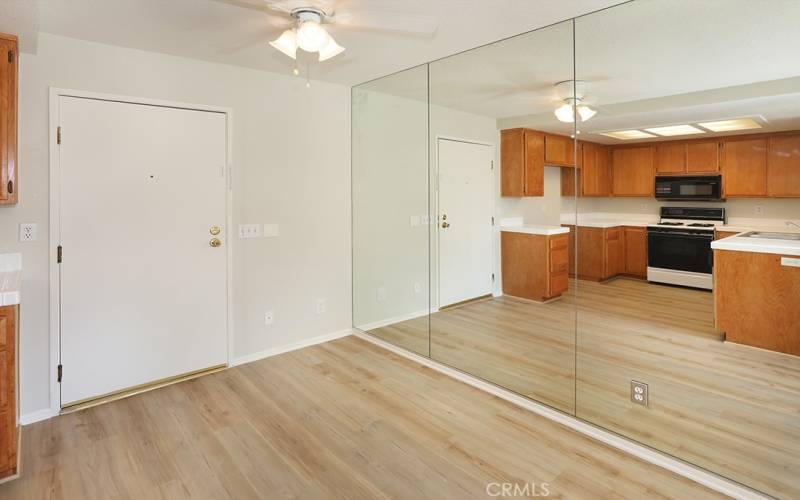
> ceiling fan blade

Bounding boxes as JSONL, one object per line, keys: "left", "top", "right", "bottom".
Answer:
{"left": 328, "top": 10, "right": 438, "bottom": 37}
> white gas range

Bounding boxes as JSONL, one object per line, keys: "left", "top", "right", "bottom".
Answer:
{"left": 646, "top": 207, "right": 726, "bottom": 290}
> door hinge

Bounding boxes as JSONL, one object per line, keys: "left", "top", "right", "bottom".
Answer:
{"left": 57, "top": 126, "right": 62, "bottom": 145}
{"left": 7, "top": 50, "right": 12, "bottom": 64}
{"left": 57, "top": 364, "right": 63, "bottom": 383}
{"left": 491, "top": 273, "right": 495, "bottom": 282}
{"left": 491, "top": 216, "right": 495, "bottom": 226}
{"left": 57, "top": 245, "right": 63, "bottom": 263}
{"left": 490, "top": 160, "right": 494, "bottom": 170}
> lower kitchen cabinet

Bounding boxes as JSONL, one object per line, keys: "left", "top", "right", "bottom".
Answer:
{"left": 501, "top": 231, "right": 569, "bottom": 301}
{"left": 623, "top": 226, "right": 648, "bottom": 278}
{"left": 0, "top": 305, "right": 17, "bottom": 480}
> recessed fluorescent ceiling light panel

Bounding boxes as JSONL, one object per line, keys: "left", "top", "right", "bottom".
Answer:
{"left": 645, "top": 125, "right": 705, "bottom": 136}
{"left": 698, "top": 118, "right": 762, "bottom": 132}
{"left": 600, "top": 130, "right": 657, "bottom": 140}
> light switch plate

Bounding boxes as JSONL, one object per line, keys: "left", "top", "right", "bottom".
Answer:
{"left": 19, "top": 223, "right": 37, "bottom": 242}
{"left": 239, "top": 224, "right": 261, "bottom": 239}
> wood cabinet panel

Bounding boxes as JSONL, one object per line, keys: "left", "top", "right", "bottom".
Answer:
{"left": 715, "top": 231, "right": 739, "bottom": 240}
{"left": 0, "top": 305, "right": 16, "bottom": 479}
{"left": 576, "top": 227, "right": 605, "bottom": 280}
{"left": 612, "top": 146, "right": 654, "bottom": 196}
{"left": 501, "top": 232, "right": 569, "bottom": 301}
{"left": 0, "top": 34, "right": 18, "bottom": 205}
{"left": 623, "top": 227, "right": 647, "bottom": 278}
{"left": 582, "top": 142, "right": 611, "bottom": 196}
{"left": 501, "top": 129, "right": 525, "bottom": 197}
{"left": 715, "top": 250, "right": 800, "bottom": 355}
{"left": 544, "top": 133, "right": 575, "bottom": 166}
{"left": 723, "top": 138, "right": 767, "bottom": 197}
{"left": 655, "top": 143, "right": 686, "bottom": 174}
{"left": 767, "top": 135, "right": 800, "bottom": 197}
{"left": 687, "top": 140, "right": 720, "bottom": 173}
{"left": 500, "top": 128, "right": 544, "bottom": 197}
{"left": 604, "top": 227, "right": 624, "bottom": 278}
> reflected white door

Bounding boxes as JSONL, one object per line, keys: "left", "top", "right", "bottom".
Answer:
{"left": 58, "top": 96, "right": 228, "bottom": 407}
{"left": 438, "top": 139, "right": 494, "bottom": 307}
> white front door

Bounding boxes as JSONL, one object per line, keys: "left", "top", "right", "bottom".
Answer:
{"left": 58, "top": 96, "right": 228, "bottom": 407}
{"left": 438, "top": 139, "right": 494, "bottom": 308}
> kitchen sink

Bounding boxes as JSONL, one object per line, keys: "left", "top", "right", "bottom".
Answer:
{"left": 740, "top": 231, "right": 800, "bottom": 241}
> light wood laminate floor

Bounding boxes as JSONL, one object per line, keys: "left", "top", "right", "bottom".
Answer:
{"left": 368, "top": 278, "right": 800, "bottom": 499}
{"left": 0, "top": 336, "right": 724, "bottom": 499}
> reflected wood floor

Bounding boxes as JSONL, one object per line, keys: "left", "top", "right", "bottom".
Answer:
{"left": 0, "top": 336, "right": 724, "bottom": 499}
{"left": 368, "top": 278, "right": 800, "bottom": 499}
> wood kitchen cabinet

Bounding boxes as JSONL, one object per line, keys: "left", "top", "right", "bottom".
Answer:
{"left": 723, "top": 137, "right": 768, "bottom": 197}
{"left": 612, "top": 146, "right": 654, "bottom": 196}
{"left": 501, "top": 231, "right": 569, "bottom": 301}
{"left": 0, "top": 34, "right": 18, "bottom": 206}
{"left": 655, "top": 142, "right": 686, "bottom": 174}
{"left": 0, "top": 305, "right": 17, "bottom": 480}
{"left": 686, "top": 140, "right": 720, "bottom": 173}
{"left": 622, "top": 226, "right": 648, "bottom": 278}
{"left": 501, "top": 128, "right": 544, "bottom": 197}
{"left": 544, "top": 133, "right": 575, "bottom": 167}
{"left": 571, "top": 226, "right": 622, "bottom": 281}
{"left": 767, "top": 134, "right": 800, "bottom": 197}
{"left": 560, "top": 142, "right": 611, "bottom": 197}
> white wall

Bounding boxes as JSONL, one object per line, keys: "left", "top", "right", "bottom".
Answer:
{"left": 1, "top": 34, "right": 352, "bottom": 418}
{"left": 576, "top": 197, "right": 800, "bottom": 221}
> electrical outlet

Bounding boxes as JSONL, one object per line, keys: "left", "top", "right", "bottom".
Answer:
{"left": 264, "top": 310, "right": 274, "bottom": 325}
{"left": 316, "top": 298, "right": 327, "bottom": 314}
{"left": 376, "top": 286, "right": 387, "bottom": 302}
{"left": 754, "top": 205, "right": 764, "bottom": 215}
{"left": 630, "top": 380, "right": 649, "bottom": 407}
{"left": 19, "top": 223, "right": 37, "bottom": 242}
{"left": 239, "top": 224, "right": 261, "bottom": 239}
{"left": 413, "top": 282, "right": 422, "bottom": 294}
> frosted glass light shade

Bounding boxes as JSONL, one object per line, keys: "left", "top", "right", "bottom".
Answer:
{"left": 319, "top": 36, "right": 345, "bottom": 61}
{"left": 577, "top": 105, "right": 596, "bottom": 121}
{"left": 270, "top": 30, "right": 298, "bottom": 59}
{"left": 297, "top": 21, "right": 329, "bottom": 52}
{"left": 554, "top": 104, "right": 574, "bottom": 123}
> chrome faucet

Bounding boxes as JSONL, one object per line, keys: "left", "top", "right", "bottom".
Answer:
{"left": 787, "top": 221, "right": 800, "bottom": 229}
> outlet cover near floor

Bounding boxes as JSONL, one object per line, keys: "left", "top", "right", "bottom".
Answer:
{"left": 264, "top": 310, "right": 274, "bottom": 325}
{"left": 631, "top": 380, "right": 649, "bottom": 407}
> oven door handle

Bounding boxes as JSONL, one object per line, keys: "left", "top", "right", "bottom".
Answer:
{"left": 648, "top": 231, "right": 714, "bottom": 240}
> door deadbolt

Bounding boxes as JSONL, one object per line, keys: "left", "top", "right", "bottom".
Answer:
{"left": 209, "top": 226, "right": 221, "bottom": 235}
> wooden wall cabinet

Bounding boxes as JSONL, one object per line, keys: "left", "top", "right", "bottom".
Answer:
{"left": 623, "top": 226, "right": 647, "bottom": 278}
{"left": 612, "top": 146, "right": 654, "bottom": 197}
{"left": 0, "top": 34, "right": 18, "bottom": 206}
{"left": 723, "top": 137, "right": 768, "bottom": 197}
{"left": 687, "top": 140, "right": 720, "bottom": 173}
{"left": 501, "top": 128, "right": 544, "bottom": 197}
{"left": 655, "top": 142, "right": 686, "bottom": 174}
{"left": 560, "top": 143, "right": 611, "bottom": 197}
{"left": 0, "top": 305, "right": 17, "bottom": 480}
{"left": 544, "top": 133, "right": 575, "bottom": 167}
{"left": 501, "top": 231, "right": 569, "bottom": 301}
{"left": 767, "top": 135, "right": 800, "bottom": 197}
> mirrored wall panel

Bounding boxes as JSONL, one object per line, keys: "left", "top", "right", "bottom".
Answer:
{"left": 352, "top": 64, "right": 431, "bottom": 356}
{"left": 429, "top": 20, "right": 578, "bottom": 413}
{"left": 573, "top": 1, "right": 800, "bottom": 497}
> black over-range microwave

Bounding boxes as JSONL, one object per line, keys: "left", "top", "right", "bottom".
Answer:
{"left": 654, "top": 175, "right": 723, "bottom": 201}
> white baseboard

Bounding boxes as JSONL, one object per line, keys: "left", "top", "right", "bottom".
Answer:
{"left": 20, "top": 408, "right": 58, "bottom": 426}
{"left": 356, "top": 307, "right": 438, "bottom": 331}
{"left": 353, "top": 330, "right": 767, "bottom": 500}
{"left": 231, "top": 328, "right": 353, "bottom": 367}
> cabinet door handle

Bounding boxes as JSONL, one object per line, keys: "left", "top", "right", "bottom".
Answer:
{"left": 7, "top": 181, "right": 12, "bottom": 194}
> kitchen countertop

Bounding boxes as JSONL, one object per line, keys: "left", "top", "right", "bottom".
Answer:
{"left": 711, "top": 231, "right": 800, "bottom": 257}
{"left": 501, "top": 225, "right": 570, "bottom": 236}
{"left": 0, "top": 253, "right": 22, "bottom": 306}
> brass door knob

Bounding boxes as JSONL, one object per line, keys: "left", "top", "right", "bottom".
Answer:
{"left": 210, "top": 237, "right": 222, "bottom": 247}
{"left": 442, "top": 221, "right": 450, "bottom": 229}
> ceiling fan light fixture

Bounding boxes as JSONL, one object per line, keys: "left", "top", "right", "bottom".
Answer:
{"left": 269, "top": 30, "right": 298, "bottom": 59}
{"left": 318, "top": 36, "right": 345, "bottom": 61}
{"left": 554, "top": 98, "right": 596, "bottom": 123}
{"left": 577, "top": 105, "right": 596, "bottom": 122}
{"left": 554, "top": 103, "right": 575, "bottom": 123}
{"left": 296, "top": 20, "right": 330, "bottom": 52}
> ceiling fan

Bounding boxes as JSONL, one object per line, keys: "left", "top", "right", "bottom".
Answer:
{"left": 215, "top": 0, "right": 439, "bottom": 62}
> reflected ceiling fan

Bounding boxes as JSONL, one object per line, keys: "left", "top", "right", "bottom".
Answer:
{"left": 215, "top": 0, "right": 439, "bottom": 62}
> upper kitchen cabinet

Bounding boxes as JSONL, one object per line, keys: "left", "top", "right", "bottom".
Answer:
{"left": 611, "top": 146, "right": 654, "bottom": 196}
{"left": 723, "top": 137, "right": 767, "bottom": 197}
{"left": 0, "top": 34, "right": 18, "bottom": 206}
{"left": 500, "top": 128, "right": 545, "bottom": 197}
{"left": 767, "top": 134, "right": 800, "bottom": 197}
{"left": 544, "top": 133, "right": 576, "bottom": 167}
{"left": 686, "top": 140, "right": 720, "bottom": 173}
{"left": 655, "top": 142, "right": 686, "bottom": 174}
{"left": 581, "top": 142, "right": 611, "bottom": 196}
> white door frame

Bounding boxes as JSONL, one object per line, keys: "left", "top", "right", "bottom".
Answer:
{"left": 48, "top": 88, "right": 235, "bottom": 416}
{"left": 434, "top": 136, "right": 497, "bottom": 310}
